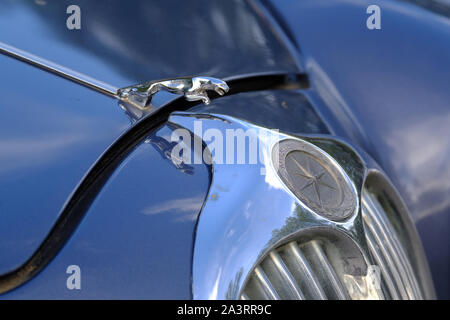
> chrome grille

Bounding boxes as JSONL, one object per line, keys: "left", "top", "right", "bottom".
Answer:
{"left": 241, "top": 189, "right": 425, "bottom": 300}
{"left": 361, "top": 190, "right": 422, "bottom": 300}
{"left": 241, "top": 239, "right": 351, "bottom": 300}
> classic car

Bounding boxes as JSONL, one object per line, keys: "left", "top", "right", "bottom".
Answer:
{"left": 0, "top": 0, "right": 448, "bottom": 300}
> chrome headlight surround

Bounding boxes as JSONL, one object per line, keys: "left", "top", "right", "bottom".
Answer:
{"left": 168, "top": 112, "right": 435, "bottom": 300}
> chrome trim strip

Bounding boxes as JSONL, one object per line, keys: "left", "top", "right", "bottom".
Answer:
{"left": 0, "top": 41, "right": 118, "bottom": 97}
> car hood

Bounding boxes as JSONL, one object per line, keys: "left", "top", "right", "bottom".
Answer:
{"left": 0, "top": 0, "right": 299, "bottom": 276}
{"left": 0, "top": 0, "right": 299, "bottom": 89}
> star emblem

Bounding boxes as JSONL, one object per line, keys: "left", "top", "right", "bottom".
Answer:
{"left": 274, "top": 139, "right": 357, "bottom": 221}
{"left": 283, "top": 150, "right": 341, "bottom": 213}
{"left": 290, "top": 156, "right": 337, "bottom": 209}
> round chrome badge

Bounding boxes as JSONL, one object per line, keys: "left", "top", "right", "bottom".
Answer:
{"left": 273, "top": 139, "right": 357, "bottom": 222}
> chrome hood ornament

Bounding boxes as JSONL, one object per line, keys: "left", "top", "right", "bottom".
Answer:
{"left": 118, "top": 76, "right": 229, "bottom": 110}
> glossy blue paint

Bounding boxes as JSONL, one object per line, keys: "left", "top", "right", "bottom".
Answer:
{"left": 2, "top": 124, "right": 210, "bottom": 299}
{"left": 0, "top": 0, "right": 305, "bottom": 295}
{"left": 266, "top": 0, "right": 450, "bottom": 298}
{"left": 0, "top": 0, "right": 447, "bottom": 299}
{"left": 190, "top": 90, "right": 330, "bottom": 135}
{"left": 0, "top": 0, "right": 299, "bottom": 88}
{"left": 1, "top": 90, "right": 328, "bottom": 298}
{"left": 0, "top": 0, "right": 305, "bottom": 296}
{"left": 0, "top": 54, "right": 129, "bottom": 276}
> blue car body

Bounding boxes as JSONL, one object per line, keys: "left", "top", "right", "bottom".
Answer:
{"left": 0, "top": 0, "right": 448, "bottom": 299}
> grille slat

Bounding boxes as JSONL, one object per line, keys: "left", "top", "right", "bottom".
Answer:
{"left": 241, "top": 188, "right": 426, "bottom": 300}
{"left": 362, "top": 212, "right": 409, "bottom": 299}
{"left": 253, "top": 266, "right": 280, "bottom": 300}
{"left": 267, "top": 251, "right": 305, "bottom": 299}
{"left": 364, "top": 192, "right": 422, "bottom": 299}
{"left": 240, "top": 293, "right": 249, "bottom": 300}
{"left": 283, "top": 242, "right": 327, "bottom": 300}
{"left": 305, "top": 240, "right": 349, "bottom": 300}
{"left": 362, "top": 191, "right": 422, "bottom": 300}
{"left": 363, "top": 220, "right": 401, "bottom": 300}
